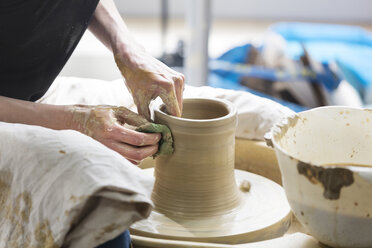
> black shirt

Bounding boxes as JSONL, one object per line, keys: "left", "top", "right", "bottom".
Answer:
{"left": 0, "top": 0, "right": 100, "bottom": 101}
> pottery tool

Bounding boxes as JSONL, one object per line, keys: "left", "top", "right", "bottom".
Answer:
{"left": 130, "top": 98, "right": 291, "bottom": 244}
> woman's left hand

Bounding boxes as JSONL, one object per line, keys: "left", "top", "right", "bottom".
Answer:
{"left": 89, "top": 0, "right": 184, "bottom": 120}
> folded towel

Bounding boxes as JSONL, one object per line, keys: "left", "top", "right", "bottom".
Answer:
{"left": 0, "top": 122, "right": 154, "bottom": 248}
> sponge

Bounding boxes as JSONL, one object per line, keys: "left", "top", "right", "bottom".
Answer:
{"left": 136, "top": 123, "right": 174, "bottom": 157}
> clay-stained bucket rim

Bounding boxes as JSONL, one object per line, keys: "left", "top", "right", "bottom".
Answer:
{"left": 154, "top": 98, "right": 237, "bottom": 128}
{"left": 267, "top": 105, "right": 372, "bottom": 248}
{"left": 268, "top": 106, "right": 369, "bottom": 168}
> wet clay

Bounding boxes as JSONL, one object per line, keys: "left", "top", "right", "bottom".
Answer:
{"left": 153, "top": 99, "right": 240, "bottom": 218}
{"left": 114, "top": 54, "right": 182, "bottom": 119}
{"left": 70, "top": 105, "right": 149, "bottom": 137}
{"left": 161, "top": 100, "right": 229, "bottom": 120}
{"left": 130, "top": 98, "right": 291, "bottom": 244}
{"left": 297, "top": 161, "right": 354, "bottom": 200}
{"left": 70, "top": 105, "right": 174, "bottom": 156}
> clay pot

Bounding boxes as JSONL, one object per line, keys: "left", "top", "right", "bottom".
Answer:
{"left": 130, "top": 98, "right": 291, "bottom": 244}
{"left": 152, "top": 98, "right": 240, "bottom": 218}
{"left": 268, "top": 106, "right": 372, "bottom": 248}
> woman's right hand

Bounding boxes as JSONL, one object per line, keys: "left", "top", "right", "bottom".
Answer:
{"left": 0, "top": 97, "right": 159, "bottom": 164}
{"left": 70, "top": 105, "right": 161, "bottom": 164}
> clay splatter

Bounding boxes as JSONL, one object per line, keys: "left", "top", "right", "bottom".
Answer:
{"left": 95, "top": 223, "right": 121, "bottom": 242}
{"left": 270, "top": 114, "right": 299, "bottom": 147}
{"left": 239, "top": 180, "right": 251, "bottom": 193}
{"left": 0, "top": 171, "right": 58, "bottom": 247}
{"left": 70, "top": 195, "right": 87, "bottom": 203}
{"left": 297, "top": 161, "right": 354, "bottom": 200}
{"left": 34, "top": 220, "right": 59, "bottom": 248}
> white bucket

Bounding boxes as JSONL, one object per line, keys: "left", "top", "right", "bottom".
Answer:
{"left": 268, "top": 106, "right": 372, "bottom": 248}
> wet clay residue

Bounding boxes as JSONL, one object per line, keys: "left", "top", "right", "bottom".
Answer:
{"left": 34, "top": 220, "right": 59, "bottom": 248}
{"left": 297, "top": 162, "right": 354, "bottom": 200}
{"left": 70, "top": 105, "right": 149, "bottom": 137}
{"left": 69, "top": 195, "right": 87, "bottom": 203}
{"left": 0, "top": 171, "right": 58, "bottom": 247}
{"left": 0, "top": 171, "right": 12, "bottom": 213}
{"left": 239, "top": 180, "right": 251, "bottom": 193}
{"left": 95, "top": 223, "right": 121, "bottom": 242}
{"left": 270, "top": 114, "right": 300, "bottom": 146}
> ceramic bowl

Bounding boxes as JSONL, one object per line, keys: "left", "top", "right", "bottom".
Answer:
{"left": 268, "top": 106, "right": 372, "bottom": 248}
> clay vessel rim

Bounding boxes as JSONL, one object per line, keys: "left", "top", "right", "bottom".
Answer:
{"left": 154, "top": 98, "right": 237, "bottom": 127}
{"left": 270, "top": 106, "right": 372, "bottom": 170}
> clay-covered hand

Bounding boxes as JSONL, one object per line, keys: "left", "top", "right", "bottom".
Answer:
{"left": 114, "top": 43, "right": 184, "bottom": 120}
{"left": 70, "top": 105, "right": 161, "bottom": 164}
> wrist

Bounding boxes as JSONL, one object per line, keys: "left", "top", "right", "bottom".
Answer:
{"left": 41, "top": 105, "right": 79, "bottom": 131}
{"left": 113, "top": 39, "right": 148, "bottom": 78}
{"left": 65, "top": 105, "right": 91, "bottom": 134}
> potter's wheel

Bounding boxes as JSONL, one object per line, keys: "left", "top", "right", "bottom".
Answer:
{"left": 131, "top": 168, "right": 291, "bottom": 244}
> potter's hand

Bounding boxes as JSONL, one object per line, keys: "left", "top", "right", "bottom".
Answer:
{"left": 114, "top": 44, "right": 184, "bottom": 121}
{"left": 71, "top": 105, "right": 161, "bottom": 164}
{"left": 88, "top": 0, "right": 184, "bottom": 120}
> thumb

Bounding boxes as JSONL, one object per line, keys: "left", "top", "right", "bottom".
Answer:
{"left": 113, "top": 106, "right": 149, "bottom": 127}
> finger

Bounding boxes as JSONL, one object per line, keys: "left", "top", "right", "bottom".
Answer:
{"left": 128, "top": 159, "right": 140, "bottom": 165}
{"left": 109, "top": 142, "right": 158, "bottom": 161}
{"left": 157, "top": 81, "right": 181, "bottom": 117}
{"left": 110, "top": 124, "right": 161, "bottom": 146}
{"left": 149, "top": 73, "right": 181, "bottom": 117}
{"left": 133, "top": 94, "right": 152, "bottom": 121}
{"left": 173, "top": 73, "right": 184, "bottom": 114}
{"left": 113, "top": 107, "right": 149, "bottom": 127}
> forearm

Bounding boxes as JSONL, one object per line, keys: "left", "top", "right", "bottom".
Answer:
{"left": 0, "top": 96, "right": 75, "bottom": 131}
{"left": 88, "top": 0, "right": 184, "bottom": 119}
{"left": 0, "top": 97, "right": 161, "bottom": 161}
{"left": 89, "top": 0, "right": 134, "bottom": 54}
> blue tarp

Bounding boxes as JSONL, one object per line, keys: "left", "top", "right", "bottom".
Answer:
{"left": 208, "top": 43, "right": 308, "bottom": 112}
{"left": 209, "top": 22, "right": 372, "bottom": 111}
{"left": 271, "top": 22, "right": 372, "bottom": 98}
{"left": 208, "top": 72, "right": 307, "bottom": 112}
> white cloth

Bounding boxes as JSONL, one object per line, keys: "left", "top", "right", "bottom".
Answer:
{"left": 0, "top": 122, "right": 153, "bottom": 248}
{"left": 40, "top": 77, "right": 294, "bottom": 140}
